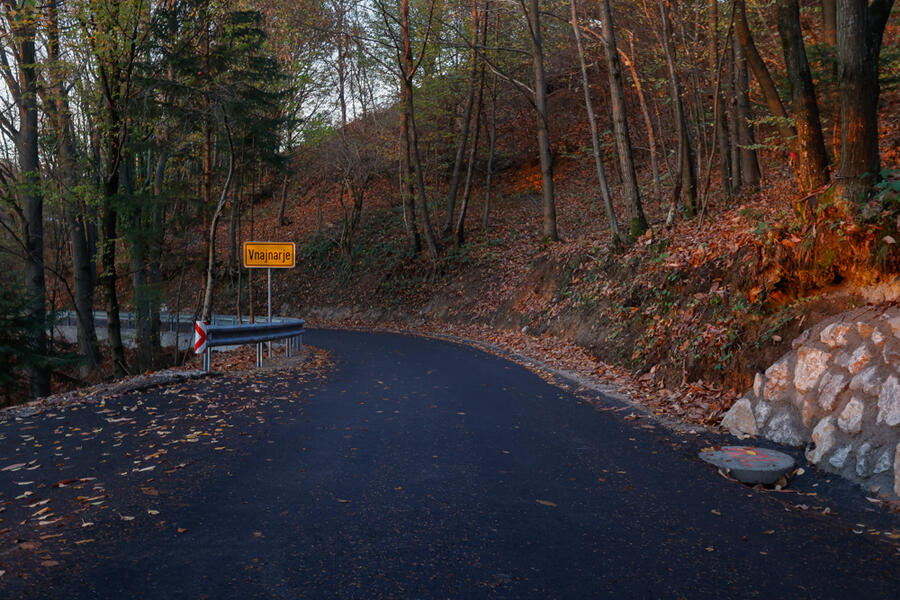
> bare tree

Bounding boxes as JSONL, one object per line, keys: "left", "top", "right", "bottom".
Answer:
{"left": 520, "top": 0, "right": 558, "bottom": 241}
{"left": 570, "top": 0, "right": 625, "bottom": 244}
{"left": 0, "top": 0, "right": 49, "bottom": 395}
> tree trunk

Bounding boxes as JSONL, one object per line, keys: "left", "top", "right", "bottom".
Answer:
{"left": 482, "top": 70, "right": 498, "bottom": 232}
{"left": 16, "top": 11, "right": 49, "bottom": 397}
{"left": 822, "top": 0, "right": 837, "bottom": 46}
{"left": 776, "top": 0, "right": 831, "bottom": 191}
{"left": 734, "top": 0, "right": 797, "bottom": 150}
{"left": 572, "top": 0, "right": 624, "bottom": 244}
{"left": 710, "top": 0, "right": 733, "bottom": 198}
{"left": 101, "top": 171, "right": 127, "bottom": 377}
{"left": 726, "top": 39, "right": 742, "bottom": 192}
{"left": 148, "top": 151, "right": 168, "bottom": 367}
{"left": 400, "top": 0, "right": 439, "bottom": 261}
{"left": 456, "top": 7, "right": 488, "bottom": 247}
{"left": 444, "top": 0, "right": 480, "bottom": 236}
{"left": 228, "top": 178, "right": 240, "bottom": 275}
{"left": 621, "top": 33, "right": 661, "bottom": 206}
{"left": 660, "top": 0, "right": 697, "bottom": 217}
{"left": 733, "top": 38, "right": 761, "bottom": 187}
{"left": 399, "top": 96, "right": 421, "bottom": 255}
{"left": 277, "top": 171, "right": 290, "bottom": 226}
{"left": 526, "top": 0, "right": 558, "bottom": 242}
{"left": 47, "top": 0, "right": 101, "bottom": 374}
{"left": 201, "top": 117, "right": 235, "bottom": 323}
{"left": 600, "top": 0, "right": 646, "bottom": 237}
{"left": 123, "top": 154, "right": 153, "bottom": 373}
{"left": 833, "top": 0, "right": 894, "bottom": 200}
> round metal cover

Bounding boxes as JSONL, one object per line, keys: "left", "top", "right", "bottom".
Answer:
{"left": 699, "top": 446, "right": 796, "bottom": 485}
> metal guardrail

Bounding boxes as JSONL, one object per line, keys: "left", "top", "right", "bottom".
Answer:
{"left": 56, "top": 310, "right": 296, "bottom": 332}
{"left": 200, "top": 319, "right": 305, "bottom": 372}
{"left": 54, "top": 310, "right": 305, "bottom": 372}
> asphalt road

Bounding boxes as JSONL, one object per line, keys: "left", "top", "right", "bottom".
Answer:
{"left": 1, "top": 329, "right": 899, "bottom": 599}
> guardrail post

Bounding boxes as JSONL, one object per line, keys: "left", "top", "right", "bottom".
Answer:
{"left": 256, "top": 342, "right": 263, "bottom": 368}
{"left": 203, "top": 346, "right": 211, "bottom": 372}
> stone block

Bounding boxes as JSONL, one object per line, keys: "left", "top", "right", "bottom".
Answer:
{"left": 721, "top": 398, "right": 758, "bottom": 437}
{"left": 875, "top": 448, "right": 892, "bottom": 474}
{"left": 895, "top": 443, "right": 900, "bottom": 497}
{"left": 753, "top": 373, "right": 765, "bottom": 398}
{"left": 850, "top": 366, "right": 881, "bottom": 396}
{"left": 842, "top": 345, "right": 872, "bottom": 375}
{"left": 856, "top": 443, "right": 872, "bottom": 477}
{"left": 877, "top": 375, "right": 900, "bottom": 426}
{"left": 765, "top": 410, "right": 806, "bottom": 447}
{"left": 871, "top": 328, "right": 885, "bottom": 348}
{"left": 820, "top": 322, "right": 851, "bottom": 348}
{"left": 792, "top": 328, "right": 811, "bottom": 350}
{"left": 754, "top": 400, "right": 772, "bottom": 428}
{"left": 817, "top": 372, "right": 847, "bottom": 411}
{"left": 887, "top": 314, "right": 900, "bottom": 338}
{"left": 829, "top": 445, "right": 851, "bottom": 469}
{"left": 883, "top": 341, "right": 900, "bottom": 364}
{"left": 837, "top": 397, "right": 864, "bottom": 435}
{"left": 801, "top": 396, "right": 818, "bottom": 427}
{"left": 806, "top": 416, "right": 836, "bottom": 463}
{"left": 794, "top": 347, "right": 830, "bottom": 393}
{"left": 856, "top": 322, "right": 875, "bottom": 339}
{"left": 764, "top": 359, "right": 791, "bottom": 402}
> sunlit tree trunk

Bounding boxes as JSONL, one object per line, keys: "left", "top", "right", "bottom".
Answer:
{"left": 834, "top": 0, "right": 894, "bottom": 199}
{"left": 776, "top": 0, "right": 830, "bottom": 191}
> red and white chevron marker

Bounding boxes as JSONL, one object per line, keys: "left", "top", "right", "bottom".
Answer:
{"left": 194, "top": 321, "right": 208, "bottom": 354}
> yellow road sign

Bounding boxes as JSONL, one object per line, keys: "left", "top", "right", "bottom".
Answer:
{"left": 242, "top": 242, "right": 296, "bottom": 268}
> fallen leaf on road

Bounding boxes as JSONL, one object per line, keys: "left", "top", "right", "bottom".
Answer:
{"left": 41, "top": 561, "right": 59, "bottom": 567}
{"left": 336, "top": 498, "right": 351, "bottom": 504}
{"left": 74, "top": 539, "right": 94, "bottom": 545}
{"left": 711, "top": 510, "right": 721, "bottom": 516}
{"left": 147, "top": 510, "right": 160, "bottom": 516}
{"left": 536, "top": 499, "right": 557, "bottom": 507}
{"left": 177, "top": 528, "right": 187, "bottom": 533}
{"left": 120, "top": 515, "right": 135, "bottom": 521}
{"left": 762, "top": 530, "right": 774, "bottom": 535}
{"left": 705, "top": 547, "right": 714, "bottom": 552}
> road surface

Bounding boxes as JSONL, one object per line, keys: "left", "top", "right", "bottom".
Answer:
{"left": 0, "top": 329, "right": 898, "bottom": 598}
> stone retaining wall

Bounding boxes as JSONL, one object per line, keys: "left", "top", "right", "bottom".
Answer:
{"left": 721, "top": 305, "right": 900, "bottom": 497}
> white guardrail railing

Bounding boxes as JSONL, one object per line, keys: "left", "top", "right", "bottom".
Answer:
{"left": 55, "top": 310, "right": 298, "bottom": 331}
{"left": 54, "top": 310, "right": 305, "bottom": 372}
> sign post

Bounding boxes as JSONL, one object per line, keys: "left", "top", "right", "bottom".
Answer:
{"left": 242, "top": 242, "right": 296, "bottom": 360}
{"left": 194, "top": 321, "right": 210, "bottom": 372}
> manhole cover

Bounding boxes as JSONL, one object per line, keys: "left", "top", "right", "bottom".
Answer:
{"left": 699, "top": 446, "right": 796, "bottom": 485}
